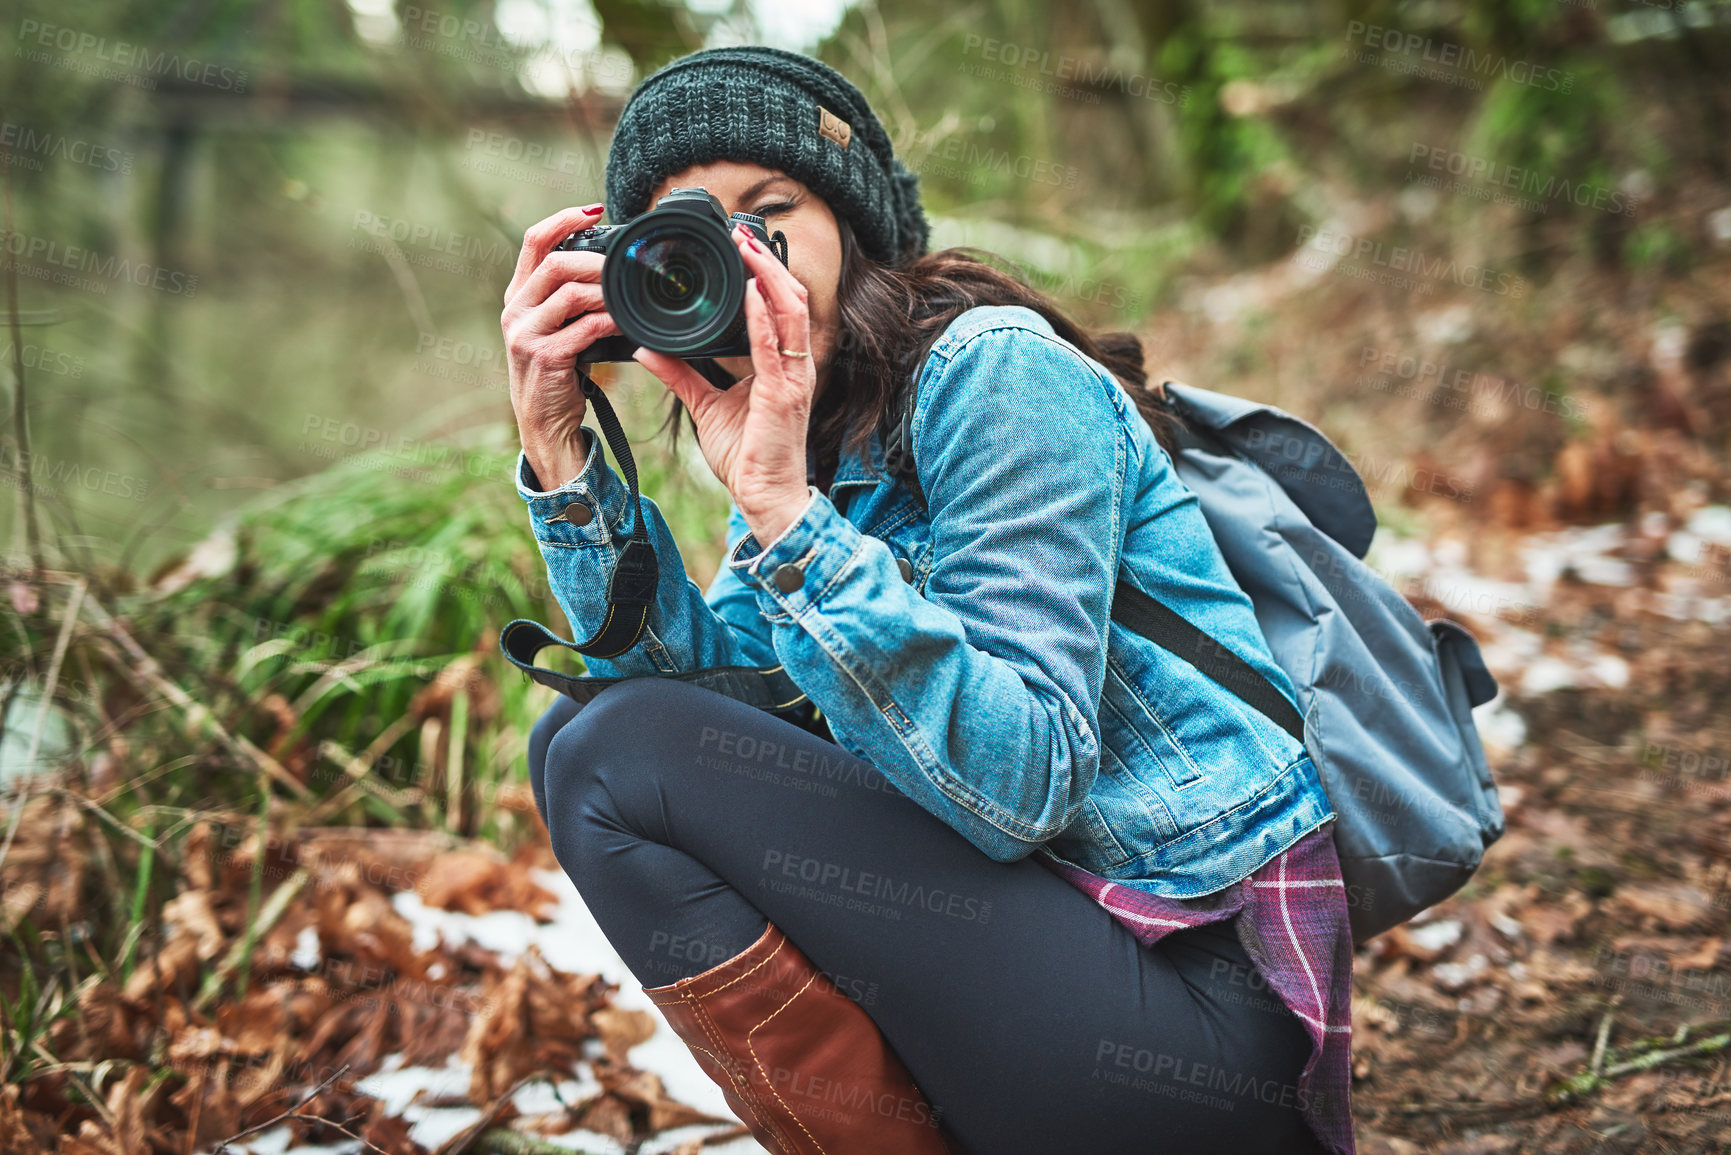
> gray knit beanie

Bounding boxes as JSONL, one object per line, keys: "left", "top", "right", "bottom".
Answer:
{"left": 604, "top": 45, "right": 930, "bottom": 267}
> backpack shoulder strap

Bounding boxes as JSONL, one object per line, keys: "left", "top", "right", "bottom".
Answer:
{"left": 1110, "top": 578, "right": 1304, "bottom": 740}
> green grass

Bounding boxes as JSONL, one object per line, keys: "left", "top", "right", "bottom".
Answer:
{"left": 0, "top": 376, "right": 733, "bottom": 1055}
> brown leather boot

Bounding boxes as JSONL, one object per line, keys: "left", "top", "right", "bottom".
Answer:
{"left": 642, "top": 921, "right": 965, "bottom": 1154}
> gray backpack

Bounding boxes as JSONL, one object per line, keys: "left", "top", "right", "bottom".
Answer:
{"left": 1157, "top": 382, "right": 1504, "bottom": 944}
{"left": 885, "top": 377, "right": 1506, "bottom": 945}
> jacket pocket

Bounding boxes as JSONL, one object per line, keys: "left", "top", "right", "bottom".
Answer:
{"left": 1048, "top": 744, "right": 1183, "bottom": 872}
{"left": 1102, "top": 659, "right": 1205, "bottom": 789}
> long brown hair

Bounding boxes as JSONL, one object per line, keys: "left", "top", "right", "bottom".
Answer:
{"left": 662, "top": 215, "right": 1183, "bottom": 483}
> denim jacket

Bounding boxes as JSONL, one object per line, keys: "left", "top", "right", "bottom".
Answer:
{"left": 514, "top": 304, "right": 1336, "bottom": 898}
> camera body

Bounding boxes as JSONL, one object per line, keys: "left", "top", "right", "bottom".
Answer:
{"left": 557, "top": 187, "right": 787, "bottom": 377}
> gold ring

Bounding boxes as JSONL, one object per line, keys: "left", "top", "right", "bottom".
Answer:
{"left": 778, "top": 348, "right": 811, "bottom": 358}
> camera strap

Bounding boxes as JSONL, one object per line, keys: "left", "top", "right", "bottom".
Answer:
{"left": 560, "top": 365, "right": 661, "bottom": 659}
{"left": 498, "top": 363, "right": 812, "bottom": 716}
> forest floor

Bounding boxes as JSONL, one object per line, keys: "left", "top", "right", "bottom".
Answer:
{"left": 18, "top": 500, "right": 1717, "bottom": 1155}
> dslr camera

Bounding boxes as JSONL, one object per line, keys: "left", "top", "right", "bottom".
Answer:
{"left": 557, "top": 187, "right": 788, "bottom": 386}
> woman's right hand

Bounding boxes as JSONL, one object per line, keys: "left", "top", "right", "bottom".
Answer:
{"left": 501, "top": 202, "right": 623, "bottom": 490}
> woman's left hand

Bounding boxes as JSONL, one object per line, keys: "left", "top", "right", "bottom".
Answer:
{"left": 633, "top": 223, "right": 816, "bottom": 546}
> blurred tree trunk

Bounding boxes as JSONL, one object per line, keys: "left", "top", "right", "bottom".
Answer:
{"left": 131, "top": 120, "right": 195, "bottom": 409}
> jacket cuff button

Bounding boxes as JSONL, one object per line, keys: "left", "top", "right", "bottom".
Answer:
{"left": 563, "top": 500, "right": 593, "bottom": 526}
{"left": 896, "top": 556, "right": 914, "bottom": 583}
{"left": 772, "top": 562, "right": 806, "bottom": 593}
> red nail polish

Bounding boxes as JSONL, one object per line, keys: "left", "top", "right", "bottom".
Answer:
{"left": 747, "top": 235, "right": 766, "bottom": 253}
{"left": 581, "top": 202, "right": 605, "bottom": 213}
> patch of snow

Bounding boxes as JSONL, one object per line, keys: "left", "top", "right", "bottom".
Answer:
{"left": 1620, "top": 169, "right": 1656, "bottom": 201}
{"left": 352, "top": 1052, "right": 467, "bottom": 1115}
{"left": 1433, "top": 951, "right": 1489, "bottom": 992}
{"left": 1523, "top": 522, "right": 1638, "bottom": 594}
{"left": 1521, "top": 655, "right": 1579, "bottom": 696}
{"left": 511, "top": 1076, "right": 601, "bottom": 1115}
{"left": 1416, "top": 303, "right": 1475, "bottom": 346}
{"left": 1408, "top": 919, "right": 1463, "bottom": 953}
{"left": 241, "top": 1132, "right": 359, "bottom": 1155}
{"left": 1397, "top": 184, "right": 1438, "bottom": 223}
{"left": 1474, "top": 698, "right": 1528, "bottom": 752}
{"left": 402, "top": 1105, "right": 484, "bottom": 1151}
{"left": 290, "top": 926, "right": 321, "bottom": 970}
{"left": 1668, "top": 504, "right": 1731, "bottom": 565}
{"left": 1710, "top": 206, "right": 1731, "bottom": 246}
{"left": 1583, "top": 651, "right": 1630, "bottom": 690}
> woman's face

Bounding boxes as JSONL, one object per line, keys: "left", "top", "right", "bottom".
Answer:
{"left": 644, "top": 162, "right": 843, "bottom": 400}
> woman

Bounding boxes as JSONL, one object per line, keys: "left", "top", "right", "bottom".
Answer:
{"left": 502, "top": 46, "right": 1354, "bottom": 1155}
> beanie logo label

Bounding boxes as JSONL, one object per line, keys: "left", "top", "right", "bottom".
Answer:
{"left": 817, "top": 106, "right": 851, "bottom": 150}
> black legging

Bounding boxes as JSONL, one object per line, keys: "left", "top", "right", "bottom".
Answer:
{"left": 528, "top": 677, "right": 1327, "bottom": 1155}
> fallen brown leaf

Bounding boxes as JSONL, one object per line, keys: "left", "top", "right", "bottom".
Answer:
{"left": 1614, "top": 881, "right": 1715, "bottom": 930}
{"left": 417, "top": 849, "right": 558, "bottom": 920}
{"left": 590, "top": 1005, "right": 657, "bottom": 1063}
{"left": 122, "top": 932, "right": 202, "bottom": 1003}
{"left": 163, "top": 888, "right": 228, "bottom": 961}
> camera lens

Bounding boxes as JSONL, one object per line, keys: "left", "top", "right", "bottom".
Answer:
{"left": 603, "top": 215, "right": 743, "bottom": 355}
{"left": 643, "top": 248, "right": 698, "bottom": 310}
